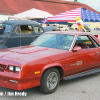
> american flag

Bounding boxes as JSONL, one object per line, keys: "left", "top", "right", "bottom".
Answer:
{"left": 47, "top": 8, "right": 100, "bottom": 22}
{"left": 81, "top": 8, "right": 100, "bottom": 22}
{"left": 43, "top": 17, "right": 47, "bottom": 24}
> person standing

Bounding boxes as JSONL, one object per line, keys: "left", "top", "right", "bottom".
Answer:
{"left": 97, "top": 26, "right": 99, "bottom": 30}
{"left": 76, "top": 16, "right": 86, "bottom": 32}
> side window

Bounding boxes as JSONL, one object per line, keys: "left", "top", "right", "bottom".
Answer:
{"left": 14, "top": 25, "right": 33, "bottom": 34}
{"left": 89, "top": 36, "right": 99, "bottom": 47}
{"left": 75, "top": 35, "right": 98, "bottom": 49}
{"left": 14, "top": 26, "right": 20, "bottom": 33}
{"left": 34, "top": 26, "right": 43, "bottom": 34}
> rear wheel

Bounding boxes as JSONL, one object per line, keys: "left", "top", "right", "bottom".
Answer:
{"left": 39, "top": 68, "right": 60, "bottom": 94}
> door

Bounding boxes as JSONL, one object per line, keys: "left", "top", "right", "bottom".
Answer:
{"left": 8, "top": 25, "right": 35, "bottom": 48}
{"left": 67, "top": 35, "right": 100, "bottom": 76}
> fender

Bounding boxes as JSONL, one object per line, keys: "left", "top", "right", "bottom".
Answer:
{"left": 41, "top": 62, "right": 64, "bottom": 75}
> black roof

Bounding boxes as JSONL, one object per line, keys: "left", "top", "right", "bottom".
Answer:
{"left": 3, "top": 20, "right": 40, "bottom": 25}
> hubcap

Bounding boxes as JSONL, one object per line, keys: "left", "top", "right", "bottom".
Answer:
{"left": 47, "top": 72, "right": 58, "bottom": 90}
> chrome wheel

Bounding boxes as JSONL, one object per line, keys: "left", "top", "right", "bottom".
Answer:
{"left": 47, "top": 72, "right": 58, "bottom": 90}
{"left": 39, "top": 68, "right": 60, "bottom": 94}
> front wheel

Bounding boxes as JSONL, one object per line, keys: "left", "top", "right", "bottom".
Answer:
{"left": 39, "top": 68, "right": 60, "bottom": 94}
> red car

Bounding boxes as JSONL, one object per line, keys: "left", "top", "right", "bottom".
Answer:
{"left": 0, "top": 31, "right": 100, "bottom": 94}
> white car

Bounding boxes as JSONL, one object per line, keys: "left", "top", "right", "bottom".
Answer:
{"left": 57, "top": 25, "right": 69, "bottom": 31}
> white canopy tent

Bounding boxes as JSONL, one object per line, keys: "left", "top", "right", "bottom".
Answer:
{"left": 0, "top": 15, "right": 9, "bottom": 21}
{"left": 9, "top": 8, "right": 53, "bottom": 20}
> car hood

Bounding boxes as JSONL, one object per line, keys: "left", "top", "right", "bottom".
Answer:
{"left": 0, "top": 45, "right": 69, "bottom": 63}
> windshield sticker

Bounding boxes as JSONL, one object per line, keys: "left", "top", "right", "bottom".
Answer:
{"left": 63, "top": 46, "right": 69, "bottom": 49}
{"left": 77, "top": 37, "right": 81, "bottom": 40}
{"left": 66, "top": 36, "right": 74, "bottom": 40}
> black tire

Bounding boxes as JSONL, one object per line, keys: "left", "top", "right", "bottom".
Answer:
{"left": 39, "top": 68, "right": 60, "bottom": 94}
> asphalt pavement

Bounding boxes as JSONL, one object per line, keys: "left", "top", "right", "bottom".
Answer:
{"left": 0, "top": 72, "right": 100, "bottom": 100}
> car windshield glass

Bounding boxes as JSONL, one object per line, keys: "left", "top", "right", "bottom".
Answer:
{"left": 31, "top": 33, "right": 75, "bottom": 51}
{"left": 1, "top": 24, "right": 12, "bottom": 34}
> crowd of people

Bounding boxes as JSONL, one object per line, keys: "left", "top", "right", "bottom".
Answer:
{"left": 94, "top": 26, "right": 100, "bottom": 31}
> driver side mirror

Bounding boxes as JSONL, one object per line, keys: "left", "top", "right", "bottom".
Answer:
{"left": 73, "top": 46, "right": 82, "bottom": 52}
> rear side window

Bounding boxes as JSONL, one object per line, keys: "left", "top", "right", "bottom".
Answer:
{"left": 34, "top": 26, "right": 43, "bottom": 34}
{"left": 75, "top": 35, "right": 99, "bottom": 49}
{"left": 14, "top": 25, "right": 33, "bottom": 34}
{"left": 89, "top": 36, "right": 100, "bottom": 47}
{"left": 14, "top": 26, "right": 20, "bottom": 33}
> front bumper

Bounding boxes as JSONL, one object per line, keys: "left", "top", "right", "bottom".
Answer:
{"left": 0, "top": 73, "right": 40, "bottom": 90}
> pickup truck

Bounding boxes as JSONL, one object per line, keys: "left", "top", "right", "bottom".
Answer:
{"left": 0, "top": 31, "right": 100, "bottom": 94}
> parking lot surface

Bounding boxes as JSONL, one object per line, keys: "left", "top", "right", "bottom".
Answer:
{"left": 0, "top": 72, "right": 100, "bottom": 100}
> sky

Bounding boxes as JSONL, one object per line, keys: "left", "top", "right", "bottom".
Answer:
{"left": 64, "top": 0, "right": 100, "bottom": 12}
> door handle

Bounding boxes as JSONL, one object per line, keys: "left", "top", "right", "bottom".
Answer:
{"left": 96, "top": 52, "right": 99, "bottom": 54}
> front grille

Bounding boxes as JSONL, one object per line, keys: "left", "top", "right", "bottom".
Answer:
{"left": 0, "top": 64, "right": 7, "bottom": 72}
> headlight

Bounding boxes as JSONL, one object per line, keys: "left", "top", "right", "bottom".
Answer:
{"left": 9, "top": 66, "right": 14, "bottom": 71}
{"left": 15, "top": 67, "right": 21, "bottom": 72}
{"left": 9, "top": 66, "right": 21, "bottom": 72}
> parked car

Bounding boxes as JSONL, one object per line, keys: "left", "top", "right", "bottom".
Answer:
{"left": 0, "top": 31, "right": 100, "bottom": 94}
{"left": 0, "top": 20, "right": 45, "bottom": 49}
{"left": 43, "top": 25, "right": 60, "bottom": 31}
{"left": 83, "top": 25, "right": 91, "bottom": 32}
{"left": 57, "top": 26, "right": 69, "bottom": 31}
{"left": 56, "top": 25, "right": 73, "bottom": 31}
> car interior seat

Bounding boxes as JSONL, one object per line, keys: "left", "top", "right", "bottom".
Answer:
{"left": 21, "top": 26, "right": 32, "bottom": 34}
{"left": 78, "top": 43, "right": 88, "bottom": 49}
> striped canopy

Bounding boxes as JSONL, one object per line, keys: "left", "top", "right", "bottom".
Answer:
{"left": 47, "top": 8, "right": 100, "bottom": 22}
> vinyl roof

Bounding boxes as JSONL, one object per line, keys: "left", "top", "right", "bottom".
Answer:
{"left": 0, "top": 0, "right": 99, "bottom": 15}
{"left": 3, "top": 20, "right": 39, "bottom": 25}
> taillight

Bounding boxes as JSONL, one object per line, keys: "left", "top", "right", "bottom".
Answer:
{"left": 94, "top": 35, "right": 98, "bottom": 38}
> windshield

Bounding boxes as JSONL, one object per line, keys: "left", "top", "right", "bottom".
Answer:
{"left": 31, "top": 33, "right": 75, "bottom": 51}
{"left": 0, "top": 24, "right": 12, "bottom": 35}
